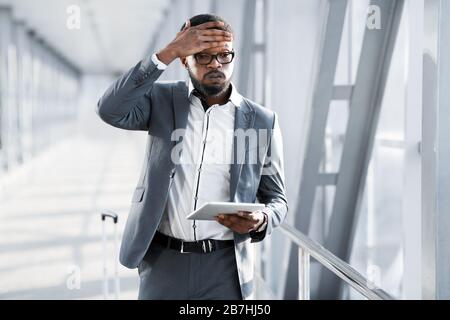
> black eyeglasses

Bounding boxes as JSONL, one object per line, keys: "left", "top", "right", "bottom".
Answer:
{"left": 193, "top": 51, "right": 235, "bottom": 65}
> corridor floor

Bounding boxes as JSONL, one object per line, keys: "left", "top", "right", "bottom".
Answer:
{"left": 0, "top": 130, "right": 147, "bottom": 299}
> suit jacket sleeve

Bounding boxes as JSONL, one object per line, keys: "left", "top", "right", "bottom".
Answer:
{"left": 96, "top": 56, "right": 163, "bottom": 131}
{"left": 250, "top": 112, "right": 288, "bottom": 242}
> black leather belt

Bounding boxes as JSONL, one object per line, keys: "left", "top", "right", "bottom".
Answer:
{"left": 153, "top": 231, "right": 234, "bottom": 254}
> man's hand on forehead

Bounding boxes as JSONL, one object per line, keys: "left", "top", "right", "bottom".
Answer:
{"left": 180, "top": 20, "right": 233, "bottom": 52}
{"left": 157, "top": 20, "right": 233, "bottom": 64}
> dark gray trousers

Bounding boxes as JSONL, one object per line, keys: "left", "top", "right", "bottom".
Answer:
{"left": 137, "top": 240, "right": 243, "bottom": 300}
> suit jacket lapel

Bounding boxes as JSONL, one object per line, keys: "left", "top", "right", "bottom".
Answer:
{"left": 230, "top": 99, "right": 255, "bottom": 201}
{"left": 172, "top": 81, "right": 190, "bottom": 132}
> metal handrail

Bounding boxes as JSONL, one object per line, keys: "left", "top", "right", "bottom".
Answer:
{"left": 274, "top": 223, "right": 395, "bottom": 300}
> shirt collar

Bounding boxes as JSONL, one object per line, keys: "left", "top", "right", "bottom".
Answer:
{"left": 188, "top": 79, "right": 243, "bottom": 108}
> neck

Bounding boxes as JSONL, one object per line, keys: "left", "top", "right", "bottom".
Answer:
{"left": 205, "top": 85, "right": 232, "bottom": 106}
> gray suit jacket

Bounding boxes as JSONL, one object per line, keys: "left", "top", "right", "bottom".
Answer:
{"left": 96, "top": 56, "right": 288, "bottom": 299}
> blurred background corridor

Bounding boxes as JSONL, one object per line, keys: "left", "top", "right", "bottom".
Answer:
{"left": 1, "top": 0, "right": 449, "bottom": 300}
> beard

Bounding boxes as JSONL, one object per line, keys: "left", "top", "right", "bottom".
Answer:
{"left": 188, "top": 69, "right": 231, "bottom": 98}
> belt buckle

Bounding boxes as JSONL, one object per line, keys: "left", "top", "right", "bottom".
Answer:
{"left": 180, "top": 241, "right": 186, "bottom": 253}
{"left": 202, "top": 240, "right": 213, "bottom": 253}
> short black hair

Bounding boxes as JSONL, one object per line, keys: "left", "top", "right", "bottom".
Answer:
{"left": 180, "top": 13, "right": 233, "bottom": 34}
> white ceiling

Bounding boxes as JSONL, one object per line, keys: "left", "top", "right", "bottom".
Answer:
{"left": 0, "top": 0, "right": 170, "bottom": 73}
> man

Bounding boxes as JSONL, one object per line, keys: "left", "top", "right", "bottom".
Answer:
{"left": 97, "top": 14, "right": 287, "bottom": 300}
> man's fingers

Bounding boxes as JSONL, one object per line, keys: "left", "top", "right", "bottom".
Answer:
{"left": 220, "top": 215, "right": 254, "bottom": 228}
{"left": 216, "top": 216, "right": 231, "bottom": 228}
{"left": 195, "top": 21, "right": 225, "bottom": 30}
{"left": 216, "top": 215, "right": 253, "bottom": 234}
{"left": 183, "top": 20, "right": 190, "bottom": 30}
{"left": 241, "top": 215, "right": 258, "bottom": 223}
{"left": 237, "top": 211, "right": 260, "bottom": 222}
{"left": 236, "top": 211, "right": 253, "bottom": 220}
{"left": 198, "top": 35, "right": 233, "bottom": 42}
{"left": 198, "top": 35, "right": 232, "bottom": 42}
{"left": 176, "top": 20, "right": 190, "bottom": 36}
{"left": 200, "top": 41, "right": 229, "bottom": 49}
{"left": 200, "top": 29, "right": 232, "bottom": 37}
{"left": 229, "top": 215, "right": 243, "bottom": 224}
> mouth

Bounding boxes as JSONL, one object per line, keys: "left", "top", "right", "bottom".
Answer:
{"left": 205, "top": 73, "right": 225, "bottom": 80}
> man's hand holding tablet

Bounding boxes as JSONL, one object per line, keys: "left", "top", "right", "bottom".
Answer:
{"left": 186, "top": 202, "right": 268, "bottom": 234}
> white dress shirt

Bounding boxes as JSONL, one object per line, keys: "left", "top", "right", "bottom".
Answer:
{"left": 151, "top": 53, "right": 242, "bottom": 241}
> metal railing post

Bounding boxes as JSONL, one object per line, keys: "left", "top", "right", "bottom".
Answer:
{"left": 298, "top": 247, "right": 310, "bottom": 300}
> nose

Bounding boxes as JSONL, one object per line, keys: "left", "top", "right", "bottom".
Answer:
{"left": 207, "top": 57, "right": 222, "bottom": 69}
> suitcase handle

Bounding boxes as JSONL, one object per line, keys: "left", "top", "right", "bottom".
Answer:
{"left": 101, "top": 210, "right": 120, "bottom": 299}
{"left": 101, "top": 211, "right": 118, "bottom": 224}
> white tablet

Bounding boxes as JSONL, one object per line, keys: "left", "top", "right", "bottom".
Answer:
{"left": 186, "top": 202, "right": 265, "bottom": 221}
